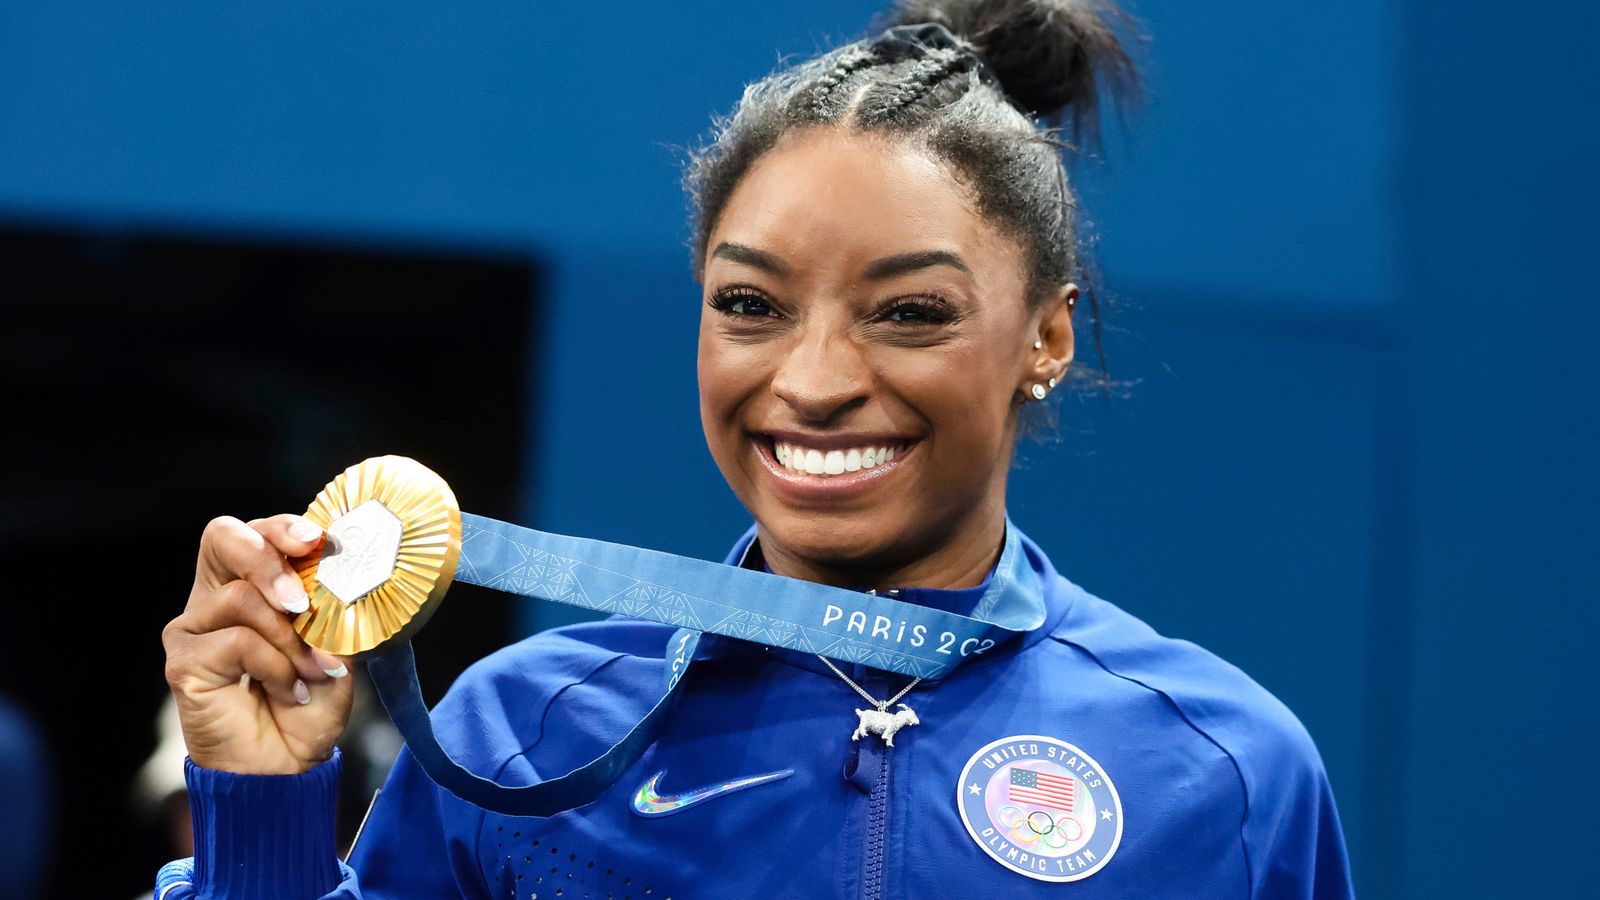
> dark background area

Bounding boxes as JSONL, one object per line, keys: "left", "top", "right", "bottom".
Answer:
{"left": 1, "top": 1, "right": 1596, "bottom": 897}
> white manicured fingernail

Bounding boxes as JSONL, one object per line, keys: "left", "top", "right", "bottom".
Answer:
{"left": 289, "top": 520, "right": 323, "bottom": 543}
{"left": 312, "top": 650, "right": 347, "bottom": 678}
{"left": 275, "top": 573, "right": 309, "bottom": 614}
{"left": 293, "top": 679, "right": 311, "bottom": 705}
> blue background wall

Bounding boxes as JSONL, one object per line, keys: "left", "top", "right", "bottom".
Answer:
{"left": 3, "top": 2, "right": 1595, "bottom": 896}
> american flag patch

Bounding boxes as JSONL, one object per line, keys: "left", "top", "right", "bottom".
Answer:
{"left": 1008, "top": 767, "right": 1076, "bottom": 812}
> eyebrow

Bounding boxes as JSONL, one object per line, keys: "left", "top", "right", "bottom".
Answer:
{"left": 710, "top": 243, "right": 971, "bottom": 280}
{"left": 710, "top": 242, "right": 791, "bottom": 276}
{"left": 862, "top": 250, "right": 971, "bottom": 280}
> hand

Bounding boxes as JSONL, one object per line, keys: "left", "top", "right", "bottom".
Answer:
{"left": 164, "top": 514, "right": 355, "bottom": 775}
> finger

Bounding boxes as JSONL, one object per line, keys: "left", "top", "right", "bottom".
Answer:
{"left": 178, "top": 580, "right": 340, "bottom": 684}
{"left": 247, "top": 513, "right": 326, "bottom": 560}
{"left": 249, "top": 514, "right": 330, "bottom": 616}
{"left": 196, "top": 516, "right": 313, "bottom": 614}
{"left": 173, "top": 625, "right": 308, "bottom": 708}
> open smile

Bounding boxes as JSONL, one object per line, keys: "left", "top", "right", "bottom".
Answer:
{"left": 752, "top": 432, "right": 918, "bottom": 497}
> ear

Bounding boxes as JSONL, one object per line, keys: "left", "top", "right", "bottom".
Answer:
{"left": 1021, "top": 283, "right": 1077, "bottom": 397}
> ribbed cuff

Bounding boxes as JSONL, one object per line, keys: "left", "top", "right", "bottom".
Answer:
{"left": 186, "top": 750, "right": 344, "bottom": 900}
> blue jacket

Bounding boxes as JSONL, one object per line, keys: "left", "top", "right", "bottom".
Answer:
{"left": 159, "top": 527, "right": 1353, "bottom": 898}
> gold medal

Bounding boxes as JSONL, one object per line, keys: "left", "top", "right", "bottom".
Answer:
{"left": 291, "top": 456, "right": 461, "bottom": 656}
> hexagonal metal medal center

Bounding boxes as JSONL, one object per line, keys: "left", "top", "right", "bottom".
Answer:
{"left": 317, "top": 499, "right": 403, "bottom": 605}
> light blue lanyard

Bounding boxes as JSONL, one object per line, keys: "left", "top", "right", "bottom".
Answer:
{"left": 367, "top": 516, "right": 1045, "bottom": 817}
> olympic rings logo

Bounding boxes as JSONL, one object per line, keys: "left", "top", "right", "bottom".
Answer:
{"left": 996, "top": 805, "right": 1085, "bottom": 850}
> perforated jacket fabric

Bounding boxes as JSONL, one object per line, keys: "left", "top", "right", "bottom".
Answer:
{"left": 157, "top": 525, "right": 1354, "bottom": 899}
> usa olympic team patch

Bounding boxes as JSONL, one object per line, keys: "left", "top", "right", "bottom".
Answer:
{"left": 956, "top": 734, "right": 1124, "bottom": 882}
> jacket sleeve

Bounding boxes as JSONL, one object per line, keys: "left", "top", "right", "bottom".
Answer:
{"left": 1245, "top": 732, "right": 1356, "bottom": 900}
{"left": 154, "top": 746, "right": 488, "bottom": 899}
{"left": 154, "top": 752, "right": 353, "bottom": 899}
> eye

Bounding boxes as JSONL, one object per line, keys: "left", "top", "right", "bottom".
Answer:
{"left": 709, "top": 288, "right": 780, "bottom": 319}
{"left": 879, "top": 296, "right": 957, "bottom": 325}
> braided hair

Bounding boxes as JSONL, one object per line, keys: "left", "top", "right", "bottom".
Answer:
{"left": 856, "top": 51, "right": 983, "bottom": 127}
{"left": 807, "top": 49, "right": 884, "bottom": 119}
{"left": 684, "top": 0, "right": 1140, "bottom": 387}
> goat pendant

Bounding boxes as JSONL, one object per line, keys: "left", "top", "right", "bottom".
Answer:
{"left": 852, "top": 703, "right": 921, "bottom": 747}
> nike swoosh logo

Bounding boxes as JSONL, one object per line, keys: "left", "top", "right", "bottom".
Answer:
{"left": 630, "top": 767, "right": 794, "bottom": 818}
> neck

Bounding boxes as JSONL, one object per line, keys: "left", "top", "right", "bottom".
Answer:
{"left": 755, "top": 507, "right": 1007, "bottom": 592}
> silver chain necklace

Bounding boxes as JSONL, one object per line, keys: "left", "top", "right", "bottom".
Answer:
{"left": 818, "top": 654, "right": 923, "bottom": 708}
{"left": 819, "top": 589, "right": 924, "bottom": 746}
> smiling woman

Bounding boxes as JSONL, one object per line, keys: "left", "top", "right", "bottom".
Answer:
{"left": 698, "top": 129, "right": 1061, "bottom": 590}
{"left": 158, "top": 1, "right": 1354, "bottom": 898}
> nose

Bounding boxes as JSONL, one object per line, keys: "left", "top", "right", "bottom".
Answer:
{"left": 770, "top": 317, "right": 870, "bottom": 424}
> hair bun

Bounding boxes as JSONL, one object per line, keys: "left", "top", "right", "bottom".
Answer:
{"left": 887, "top": 0, "right": 1139, "bottom": 135}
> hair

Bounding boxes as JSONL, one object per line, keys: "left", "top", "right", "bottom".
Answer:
{"left": 683, "top": 0, "right": 1140, "bottom": 389}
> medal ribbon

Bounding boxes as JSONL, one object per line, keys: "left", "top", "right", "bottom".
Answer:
{"left": 366, "top": 515, "right": 1045, "bottom": 817}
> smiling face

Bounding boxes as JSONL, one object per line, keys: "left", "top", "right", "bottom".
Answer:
{"left": 697, "top": 127, "right": 1074, "bottom": 589}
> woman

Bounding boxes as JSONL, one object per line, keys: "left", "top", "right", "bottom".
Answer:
{"left": 160, "top": 1, "right": 1354, "bottom": 896}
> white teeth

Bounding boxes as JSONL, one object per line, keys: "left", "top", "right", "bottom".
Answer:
{"left": 772, "top": 440, "right": 903, "bottom": 477}
{"left": 804, "top": 449, "right": 825, "bottom": 475}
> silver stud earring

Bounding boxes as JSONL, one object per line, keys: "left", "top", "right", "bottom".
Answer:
{"left": 1030, "top": 384, "right": 1048, "bottom": 401}
{"left": 1033, "top": 340, "right": 1043, "bottom": 350}
{"left": 1047, "top": 377, "right": 1058, "bottom": 389}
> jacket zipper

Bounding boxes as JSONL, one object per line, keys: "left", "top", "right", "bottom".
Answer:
{"left": 859, "top": 589, "right": 897, "bottom": 900}
{"left": 861, "top": 740, "right": 892, "bottom": 900}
